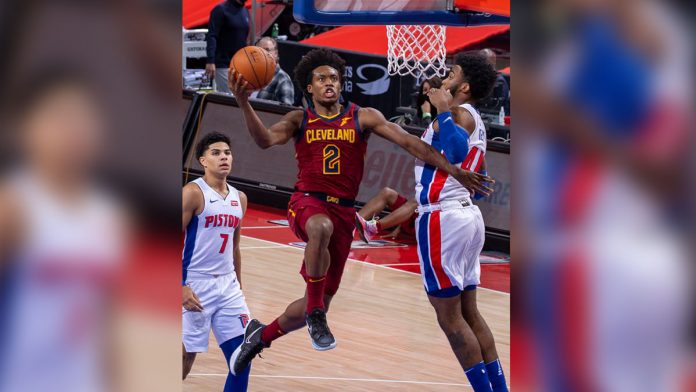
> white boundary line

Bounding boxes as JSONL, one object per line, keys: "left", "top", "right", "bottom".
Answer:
{"left": 241, "top": 235, "right": 510, "bottom": 296}
{"left": 242, "top": 226, "right": 288, "bottom": 229}
{"left": 188, "top": 373, "right": 470, "bottom": 387}
{"left": 240, "top": 245, "right": 289, "bottom": 250}
{"left": 381, "top": 262, "right": 420, "bottom": 267}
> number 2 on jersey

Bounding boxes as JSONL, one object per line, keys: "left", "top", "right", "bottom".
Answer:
{"left": 219, "top": 233, "right": 229, "bottom": 253}
{"left": 323, "top": 144, "right": 340, "bottom": 175}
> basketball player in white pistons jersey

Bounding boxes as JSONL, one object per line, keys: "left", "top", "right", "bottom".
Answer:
{"left": 182, "top": 132, "right": 251, "bottom": 391}
{"left": 417, "top": 53, "right": 508, "bottom": 392}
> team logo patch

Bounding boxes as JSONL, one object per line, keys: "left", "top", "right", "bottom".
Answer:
{"left": 230, "top": 200, "right": 239, "bottom": 206}
{"left": 239, "top": 314, "right": 249, "bottom": 328}
{"left": 339, "top": 116, "right": 352, "bottom": 127}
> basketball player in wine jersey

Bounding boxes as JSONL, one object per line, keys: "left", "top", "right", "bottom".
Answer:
{"left": 420, "top": 54, "right": 507, "bottom": 391}
{"left": 227, "top": 48, "right": 493, "bottom": 376}
{"left": 182, "top": 132, "right": 251, "bottom": 392}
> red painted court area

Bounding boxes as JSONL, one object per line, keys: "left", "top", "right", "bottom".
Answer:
{"left": 244, "top": 203, "right": 510, "bottom": 293}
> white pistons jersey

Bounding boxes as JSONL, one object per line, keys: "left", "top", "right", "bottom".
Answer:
{"left": 415, "top": 103, "right": 487, "bottom": 206}
{"left": 183, "top": 178, "right": 243, "bottom": 282}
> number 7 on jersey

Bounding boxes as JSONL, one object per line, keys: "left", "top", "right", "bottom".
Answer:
{"left": 219, "top": 233, "right": 229, "bottom": 253}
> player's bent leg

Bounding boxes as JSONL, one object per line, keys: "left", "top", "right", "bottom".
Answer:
{"left": 358, "top": 187, "right": 398, "bottom": 219}
{"left": 303, "top": 214, "right": 332, "bottom": 312}
{"left": 277, "top": 289, "right": 336, "bottom": 350}
{"left": 461, "top": 287, "right": 498, "bottom": 361}
{"left": 278, "top": 293, "right": 335, "bottom": 333}
{"left": 232, "top": 294, "right": 336, "bottom": 376}
{"left": 461, "top": 287, "right": 508, "bottom": 392}
{"left": 182, "top": 345, "right": 196, "bottom": 380}
{"left": 302, "top": 214, "right": 336, "bottom": 350}
{"left": 220, "top": 335, "right": 250, "bottom": 391}
{"left": 428, "top": 292, "right": 493, "bottom": 392}
{"left": 303, "top": 214, "right": 333, "bottom": 278}
{"left": 378, "top": 199, "right": 417, "bottom": 230}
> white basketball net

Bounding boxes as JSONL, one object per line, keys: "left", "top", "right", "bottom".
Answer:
{"left": 386, "top": 24, "right": 447, "bottom": 79}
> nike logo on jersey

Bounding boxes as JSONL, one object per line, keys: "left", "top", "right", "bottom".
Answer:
{"left": 308, "top": 277, "right": 326, "bottom": 283}
{"left": 443, "top": 117, "right": 452, "bottom": 123}
{"left": 246, "top": 327, "right": 262, "bottom": 344}
{"left": 210, "top": 199, "right": 218, "bottom": 203}
{"left": 308, "top": 118, "right": 321, "bottom": 124}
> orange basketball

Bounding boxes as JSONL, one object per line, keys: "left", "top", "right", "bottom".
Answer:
{"left": 230, "top": 46, "right": 276, "bottom": 90}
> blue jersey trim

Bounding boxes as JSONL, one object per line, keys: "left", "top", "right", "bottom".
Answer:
{"left": 417, "top": 213, "right": 439, "bottom": 291}
{"left": 182, "top": 215, "right": 198, "bottom": 285}
{"left": 418, "top": 134, "right": 441, "bottom": 205}
{"left": 427, "top": 285, "right": 462, "bottom": 298}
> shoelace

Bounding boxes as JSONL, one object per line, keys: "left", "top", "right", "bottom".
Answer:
{"left": 309, "top": 313, "right": 331, "bottom": 336}
{"left": 249, "top": 343, "right": 264, "bottom": 360}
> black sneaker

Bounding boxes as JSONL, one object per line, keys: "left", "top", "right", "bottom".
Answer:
{"left": 229, "top": 319, "right": 267, "bottom": 376}
{"left": 305, "top": 308, "right": 336, "bottom": 351}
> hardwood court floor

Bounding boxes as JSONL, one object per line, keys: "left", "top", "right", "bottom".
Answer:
{"left": 184, "top": 233, "right": 510, "bottom": 391}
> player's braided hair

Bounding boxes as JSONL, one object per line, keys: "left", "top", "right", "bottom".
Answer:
{"left": 293, "top": 48, "right": 346, "bottom": 90}
{"left": 454, "top": 53, "right": 498, "bottom": 102}
{"left": 196, "top": 131, "right": 231, "bottom": 158}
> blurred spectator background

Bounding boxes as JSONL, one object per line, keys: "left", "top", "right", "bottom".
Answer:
{"left": 512, "top": 0, "right": 694, "bottom": 390}
{"left": 413, "top": 76, "right": 442, "bottom": 127}
{"left": 0, "top": 0, "right": 181, "bottom": 391}
{"left": 204, "top": 0, "right": 250, "bottom": 94}
{"left": 251, "top": 36, "right": 295, "bottom": 105}
{"left": 477, "top": 48, "right": 510, "bottom": 117}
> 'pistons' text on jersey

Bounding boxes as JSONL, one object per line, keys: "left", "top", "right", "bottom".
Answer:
{"left": 182, "top": 178, "right": 244, "bottom": 282}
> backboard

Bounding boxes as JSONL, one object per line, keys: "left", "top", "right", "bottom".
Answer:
{"left": 293, "top": 0, "right": 510, "bottom": 26}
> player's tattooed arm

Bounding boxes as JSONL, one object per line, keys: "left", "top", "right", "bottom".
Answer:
{"left": 233, "top": 191, "right": 247, "bottom": 288}
{"left": 359, "top": 107, "right": 494, "bottom": 196}
{"left": 230, "top": 71, "right": 302, "bottom": 148}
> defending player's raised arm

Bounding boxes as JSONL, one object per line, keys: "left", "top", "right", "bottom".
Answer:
{"left": 427, "top": 88, "right": 476, "bottom": 164}
{"left": 229, "top": 71, "right": 302, "bottom": 148}
{"left": 233, "top": 191, "right": 247, "bottom": 288}
{"left": 359, "top": 107, "right": 494, "bottom": 196}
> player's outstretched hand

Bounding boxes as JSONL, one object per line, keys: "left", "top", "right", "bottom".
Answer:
{"left": 453, "top": 168, "right": 495, "bottom": 197}
{"left": 183, "top": 285, "right": 204, "bottom": 312}
{"left": 228, "top": 70, "right": 251, "bottom": 102}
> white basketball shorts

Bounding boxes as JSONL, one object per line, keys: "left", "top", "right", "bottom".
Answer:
{"left": 415, "top": 203, "right": 484, "bottom": 297}
{"left": 182, "top": 271, "right": 250, "bottom": 352}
